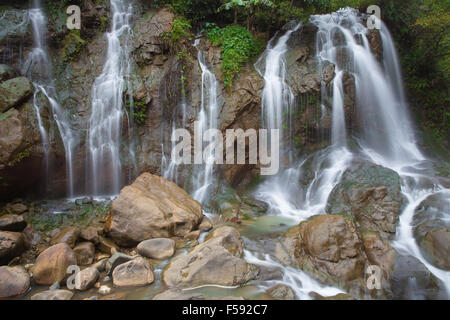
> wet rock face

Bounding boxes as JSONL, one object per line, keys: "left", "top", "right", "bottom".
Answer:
{"left": 391, "top": 254, "right": 447, "bottom": 300}
{"left": 326, "top": 161, "right": 404, "bottom": 240}
{"left": 412, "top": 193, "right": 450, "bottom": 270}
{"left": 105, "top": 173, "right": 203, "bottom": 247}
{"left": 287, "top": 215, "right": 368, "bottom": 285}
{"left": 0, "top": 77, "right": 33, "bottom": 112}
{"left": 163, "top": 226, "right": 258, "bottom": 288}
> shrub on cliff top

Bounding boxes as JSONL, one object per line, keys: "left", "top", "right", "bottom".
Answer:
{"left": 206, "top": 24, "right": 263, "bottom": 87}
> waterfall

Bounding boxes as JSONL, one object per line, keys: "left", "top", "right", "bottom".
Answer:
{"left": 253, "top": 21, "right": 352, "bottom": 220}
{"left": 191, "top": 40, "right": 220, "bottom": 204}
{"left": 22, "top": 1, "right": 76, "bottom": 197}
{"left": 87, "top": 0, "right": 133, "bottom": 196}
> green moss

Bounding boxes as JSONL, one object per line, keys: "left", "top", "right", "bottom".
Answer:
{"left": 62, "top": 30, "right": 86, "bottom": 62}
{"left": 206, "top": 24, "right": 264, "bottom": 87}
{"left": 126, "top": 98, "right": 148, "bottom": 125}
{"left": 7, "top": 146, "right": 31, "bottom": 167}
{"left": 0, "top": 109, "right": 13, "bottom": 121}
{"left": 24, "top": 201, "right": 110, "bottom": 233}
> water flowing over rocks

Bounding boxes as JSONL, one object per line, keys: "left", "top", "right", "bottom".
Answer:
{"left": 282, "top": 215, "right": 369, "bottom": 293}
{"left": 105, "top": 173, "right": 203, "bottom": 247}
{"left": 163, "top": 226, "right": 259, "bottom": 288}
{"left": 412, "top": 193, "right": 450, "bottom": 270}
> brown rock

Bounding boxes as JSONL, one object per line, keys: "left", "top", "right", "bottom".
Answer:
{"left": 80, "top": 226, "right": 99, "bottom": 244}
{"left": 75, "top": 267, "right": 99, "bottom": 291}
{"left": 0, "top": 214, "right": 26, "bottom": 232}
{"left": 163, "top": 227, "right": 257, "bottom": 288}
{"left": 105, "top": 173, "right": 203, "bottom": 247}
{"left": 97, "top": 236, "right": 119, "bottom": 255}
{"left": 73, "top": 242, "right": 95, "bottom": 266}
{"left": 33, "top": 243, "right": 77, "bottom": 285}
{"left": 184, "top": 230, "right": 200, "bottom": 241}
{"left": 9, "top": 203, "right": 27, "bottom": 214}
{"left": 198, "top": 216, "right": 213, "bottom": 231}
{"left": 0, "top": 231, "right": 25, "bottom": 265}
{"left": 285, "top": 215, "right": 368, "bottom": 287}
{"left": 31, "top": 289, "right": 73, "bottom": 300}
{"left": 136, "top": 238, "right": 175, "bottom": 259}
{"left": 50, "top": 227, "right": 80, "bottom": 248}
{"left": 112, "top": 257, "right": 154, "bottom": 287}
{"left": 0, "top": 266, "right": 30, "bottom": 298}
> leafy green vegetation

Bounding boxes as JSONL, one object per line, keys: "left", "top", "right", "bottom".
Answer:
{"left": 378, "top": 0, "right": 449, "bottom": 145}
{"left": 206, "top": 24, "right": 263, "bottom": 87}
{"left": 62, "top": 30, "right": 86, "bottom": 62}
{"left": 24, "top": 201, "right": 111, "bottom": 233}
{"left": 0, "top": 109, "right": 13, "bottom": 121}
{"left": 126, "top": 98, "right": 148, "bottom": 125}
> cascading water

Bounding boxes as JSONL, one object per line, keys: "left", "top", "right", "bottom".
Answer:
{"left": 87, "top": 0, "right": 133, "bottom": 196}
{"left": 249, "top": 8, "right": 449, "bottom": 298}
{"left": 253, "top": 21, "right": 352, "bottom": 221}
{"left": 23, "top": 0, "right": 76, "bottom": 197}
{"left": 191, "top": 39, "right": 220, "bottom": 204}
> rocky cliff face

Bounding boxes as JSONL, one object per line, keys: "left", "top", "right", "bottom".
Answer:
{"left": 0, "top": 2, "right": 381, "bottom": 201}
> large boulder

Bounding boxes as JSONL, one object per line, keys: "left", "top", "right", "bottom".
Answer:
{"left": 0, "top": 265, "right": 30, "bottom": 298}
{"left": 412, "top": 192, "right": 450, "bottom": 270}
{"left": 32, "top": 243, "right": 77, "bottom": 285}
{"left": 326, "top": 161, "right": 404, "bottom": 240}
{"left": 0, "top": 77, "right": 33, "bottom": 112}
{"left": 112, "top": 257, "right": 154, "bottom": 287}
{"left": 137, "top": 238, "right": 175, "bottom": 260}
{"left": 0, "top": 231, "right": 25, "bottom": 265}
{"left": 281, "top": 215, "right": 373, "bottom": 296}
{"left": 105, "top": 173, "right": 203, "bottom": 247}
{"left": 163, "top": 226, "right": 258, "bottom": 288}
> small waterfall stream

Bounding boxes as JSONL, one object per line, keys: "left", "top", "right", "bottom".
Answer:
{"left": 23, "top": 1, "right": 76, "bottom": 197}
{"left": 191, "top": 39, "right": 220, "bottom": 204}
{"left": 87, "top": 0, "right": 133, "bottom": 196}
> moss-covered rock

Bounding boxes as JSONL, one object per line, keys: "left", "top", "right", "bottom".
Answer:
{"left": 326, "top": 161, "right": 404, "bottom": 240}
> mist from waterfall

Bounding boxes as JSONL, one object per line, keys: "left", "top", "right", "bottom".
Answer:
{"left": 23, "top": 0, "right": 76, "bottom": 197}
{"left": 87, "top": 0, "right": 133, "bottom": 196}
